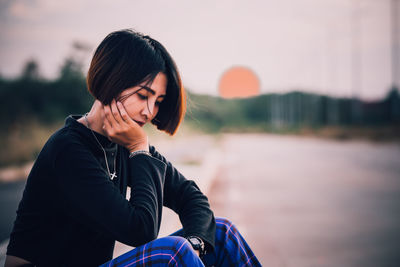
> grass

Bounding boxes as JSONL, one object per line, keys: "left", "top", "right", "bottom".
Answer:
{"left": 0, "top": 119, "right": 63, "bottom": 167}
{"left": 1, "top": 118, "right": 399, "bottom": 168}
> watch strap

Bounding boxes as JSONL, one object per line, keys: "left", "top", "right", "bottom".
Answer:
{"left": 186, "top": 236, "right": 205, "bottom": 257}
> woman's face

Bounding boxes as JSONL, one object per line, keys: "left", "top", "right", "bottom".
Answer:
{"left": 117, "top": 72, "right": 167, "bottom": 127}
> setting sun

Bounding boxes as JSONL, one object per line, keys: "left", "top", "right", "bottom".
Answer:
{"left": 218, "top": 66, "right": 260, "bottom": 98}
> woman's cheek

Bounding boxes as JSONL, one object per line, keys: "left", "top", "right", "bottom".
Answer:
{"left": 121, "top": 103, "right": 134, "bottom": 119}
{"left": 152, "top": 107, "right": 160, "bottom": 118}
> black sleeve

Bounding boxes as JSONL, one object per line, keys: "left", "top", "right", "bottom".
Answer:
{"left": 54, "top": 138, "right": 167, "bottom": 247}
{"left": 149, "top": 145, "right": 216, "bottom": 252}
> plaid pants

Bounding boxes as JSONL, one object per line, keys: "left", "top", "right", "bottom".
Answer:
{"left": 99, "top": 217, "right": 261, "bottom": 267}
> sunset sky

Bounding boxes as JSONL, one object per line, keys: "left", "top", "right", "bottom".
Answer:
{"left": 0, "top": 0, "right": 398, "bottom": 100}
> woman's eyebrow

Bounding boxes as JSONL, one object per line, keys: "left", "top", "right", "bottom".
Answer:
{"left": 117, "top": 88, "right": 141, "bottom": 102}
{"left": 139, "top": 85, "right": 166, "bottom": 98}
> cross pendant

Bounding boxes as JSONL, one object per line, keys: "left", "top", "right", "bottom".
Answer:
{"left": 110, "top": 172, "right": 117, "bottom": 180}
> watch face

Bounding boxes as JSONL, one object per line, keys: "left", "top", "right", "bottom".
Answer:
{"left": 187, "top": 236, "right": 205, "bottom": 256}
{"left": 189, "top": 237, "right": 201, "bottom": 246}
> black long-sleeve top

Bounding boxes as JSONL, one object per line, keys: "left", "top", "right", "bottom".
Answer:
{"left": 6, "top": 115, "right": 216, "bottom": 267}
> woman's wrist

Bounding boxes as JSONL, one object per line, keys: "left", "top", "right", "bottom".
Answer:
{"left": 127, "top": 141, "right": 151, "bottom": 158}
{"left": 128, "top": 144, "right": 149, "bottom": 153}
{"left": 186, "top": 236, "right": 205, "bottom": 257}
{"left": 126, "top": 137, "right": 149, "bottom": 153}
{"left": 129, "top": 150, "right": 152, "bottom": 158}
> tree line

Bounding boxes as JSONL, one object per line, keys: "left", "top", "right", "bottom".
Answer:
{"left": 1, "top": 58, "right": 399, "bottom": 133}
{"left": 187, "top": 88, "right": 400, "bottom": 132}
{"left": 0, "top": 58, "right": 92, "bottom": 131}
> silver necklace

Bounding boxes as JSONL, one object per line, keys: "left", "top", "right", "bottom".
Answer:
{"left": 84, "top": 113, "right": 117, "bottom": 180}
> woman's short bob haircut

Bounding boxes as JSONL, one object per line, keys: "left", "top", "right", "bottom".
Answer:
{"left": 87, "top": 29, "right": 186, "bottom": 135}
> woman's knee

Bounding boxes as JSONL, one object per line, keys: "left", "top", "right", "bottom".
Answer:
{"left": 215, "top": 217, "right": 238, "bottom": 233}
{"left": 156, "top": 236, "right": 194, "bottom": 254}
{"left": 154, "top": 236, "right": 202, "bottom": 265}
{"left": 212, "top": 217, "right": 260, "bottom": 266}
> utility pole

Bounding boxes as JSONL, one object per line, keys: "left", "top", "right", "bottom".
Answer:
{"left": 350, "top": 0, "right": 363, "bottom": 124}
{"left": 390, "top": 0, "right": 400, "bottom": 123}
{"left": 391, "top": 0, "right": 399, "bottom": 89}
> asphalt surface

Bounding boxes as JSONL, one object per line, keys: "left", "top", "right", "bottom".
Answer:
{"left": 0, "top": 180, "right": 26, "bottom": 243}
{"left": 2, "top": 134, "right": 400, "bottom": 267}
{"left": 208, "top": 134, "right": 400, "bottom": 267}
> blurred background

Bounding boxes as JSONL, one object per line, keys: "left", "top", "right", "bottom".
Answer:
{"left": 1, "top": 0, "right": 400, "bottom": 266}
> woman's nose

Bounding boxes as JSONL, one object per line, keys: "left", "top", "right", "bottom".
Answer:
{"left": 141, "top": 101, "right": 155, "bottom": 118}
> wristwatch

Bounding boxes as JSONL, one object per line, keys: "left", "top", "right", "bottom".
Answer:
{"left": 186, "top": 236, "right": 205, "bottom": 257}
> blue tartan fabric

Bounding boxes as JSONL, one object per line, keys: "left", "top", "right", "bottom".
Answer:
{"left": 99, "top": 217, "right": 261, "bottom": 267}
{"left": 99, "top": 236, "right": 203, "bottom": 267}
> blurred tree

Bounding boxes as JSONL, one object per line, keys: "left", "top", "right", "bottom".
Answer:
{"left": 386, "top": 86, "right": 400, "bottom": 123}
{"left": 21, "top": 59, "right": 41, "bottom": 80}
{"left": 72, "top": 41, "right": 92, "bottom": 52}
{"left": 59, "top": 57, "right": 84, "bottom": 80}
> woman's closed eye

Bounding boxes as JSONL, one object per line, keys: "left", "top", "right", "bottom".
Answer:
{"left": 138, "top": 93, "right": 163, "bottom": 106}
{"left": 117, "top": 89, "right": 141, "bottom": 103}
{"left": 137, "top": 93, "right": 148, "bottom": 100}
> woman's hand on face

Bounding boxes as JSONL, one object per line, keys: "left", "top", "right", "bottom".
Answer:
{"left": 102, "top": 99, "right": 149, "bottom": 152}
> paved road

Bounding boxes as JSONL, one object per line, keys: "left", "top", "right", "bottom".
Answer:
{"left": 208, "top": 134, "right": 400, "bottom": 267}
{"left": 2, "top": 134, "right": 400, "bottom": 267}
{"left": 0, "top": 180, "right": 26, "bottom": 242}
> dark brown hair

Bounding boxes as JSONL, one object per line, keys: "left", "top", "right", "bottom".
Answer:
{"left": 87, "top": 29, "right": 186, "bottom": 135}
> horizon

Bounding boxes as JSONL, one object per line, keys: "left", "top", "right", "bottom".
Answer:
{"left": 0, "top": 0, "right": 399, "bottom": 101}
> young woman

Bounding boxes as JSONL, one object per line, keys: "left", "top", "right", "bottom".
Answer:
{"left": 5, "top": 29, "right": 260, "bottom": 267}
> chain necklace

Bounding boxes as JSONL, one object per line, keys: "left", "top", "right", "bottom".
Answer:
{"left": 84, "top": 113, "right": 117, "bottom": 180}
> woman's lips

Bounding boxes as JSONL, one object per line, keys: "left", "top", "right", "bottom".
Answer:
{"left": 134, "top": 120, "right": 145, "bottom": 127}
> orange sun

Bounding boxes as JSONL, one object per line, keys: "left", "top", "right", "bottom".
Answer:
{"left": 218, "top": 66, "right": 260, "bottom": 98}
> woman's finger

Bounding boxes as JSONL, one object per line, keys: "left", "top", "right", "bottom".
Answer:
{"left": 103, "top": 104, "right": 116, "bottom": 128}
{"left": 102, "top": 113, "right": 114, "bottom": 141}
{"left": 110, "top": 99, "right": 123, "bottom": 124}
{"left": 117, "top": 101, "right": 133, "bottom": 124}
{"left": 103, "top": 115, "right": 111, "bottom": 131}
